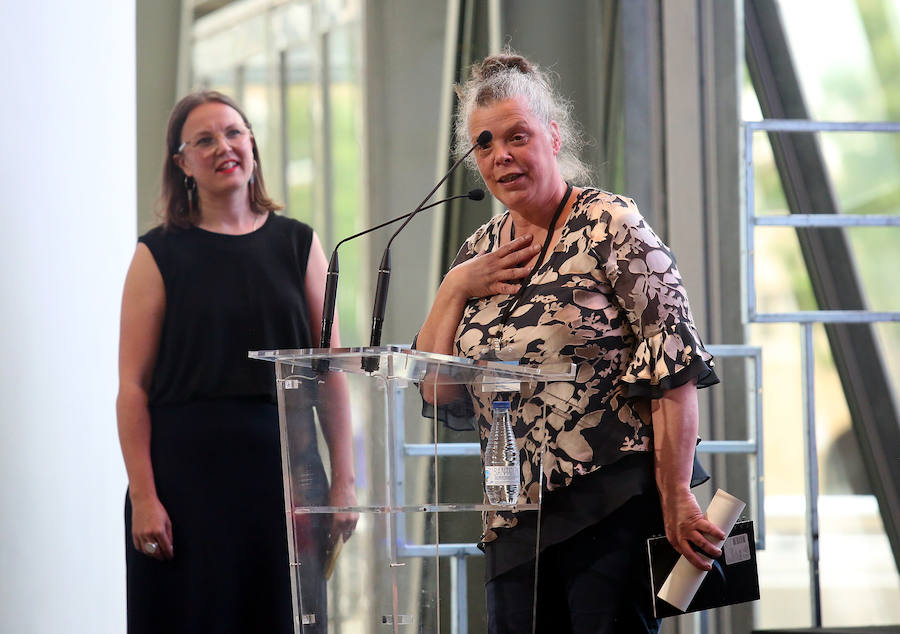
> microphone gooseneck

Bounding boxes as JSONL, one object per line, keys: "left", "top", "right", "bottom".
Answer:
{"left": 365, "top": 131, "right": 492, "bottom": 371}
{"left": 317, "top": 188, "right": 486, "bottom": 351}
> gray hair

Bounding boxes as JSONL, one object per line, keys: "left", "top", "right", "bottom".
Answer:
{"left": 454, "top": 51, "right": 591, "bottom": 184}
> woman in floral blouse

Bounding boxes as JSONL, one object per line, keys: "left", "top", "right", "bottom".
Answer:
{"left": 416, "top": 51, "right": 723, "bottom": 633}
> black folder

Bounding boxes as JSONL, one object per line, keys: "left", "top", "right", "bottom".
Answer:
{"left": 647, "top": 520, "right": 760, "bottom": 618}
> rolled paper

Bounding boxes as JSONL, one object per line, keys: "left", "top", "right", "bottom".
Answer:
{"left": 657, "top": 489, "right": 746, "bottom": 612}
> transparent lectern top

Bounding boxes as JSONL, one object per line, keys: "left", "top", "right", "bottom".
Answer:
{"left": 249, "top": 345, "right": 575, "bottom": 385}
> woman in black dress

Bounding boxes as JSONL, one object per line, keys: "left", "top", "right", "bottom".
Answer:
{"left": 117, "top": 91, "right": 356, "bottom": 633}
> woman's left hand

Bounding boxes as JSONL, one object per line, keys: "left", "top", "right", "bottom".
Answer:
{"left": 328, "top": 479, "right": 359, "bottom": 544}
{"left": 661, "top": 488, "right": 725, "bottom": 571}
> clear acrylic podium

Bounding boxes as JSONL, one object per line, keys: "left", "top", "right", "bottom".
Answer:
{"left": 249, "top": 346, "right": 575, "bottom": 634}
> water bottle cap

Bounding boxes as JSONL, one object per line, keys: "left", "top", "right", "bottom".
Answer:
{"left": 492, "top": 400, "right": 511, "bottom": 411}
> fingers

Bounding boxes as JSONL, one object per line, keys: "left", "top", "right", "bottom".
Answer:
{"left": 330, "top": 512, "right": 358, "bottom": 543}
{"left": 690, "top": 541, "right": 721, "bottom": 561}
{"left": 135, "top": 535, "right": 162, "bottom": 560}
{"left": 132, "top": 518, "right": 175, "bottom": 561}
{"left": 449, "top": 234, "right": 542, "bottom": 299}
{"left": 504, "top": 264, "right": 537, "bottom": 281}
{"left": 680, "top": 539, "right": 713, "bottom": 571}
{"left": 702, "top": 519, "right": 727, "bottom": 543}
{"left": 494, "top": 283, "right": 524, "bottom": 296}
{"left": 496, "top": 238, "right": 540, "bottom": 269}
{"left": 158, "top": 520, "right": 175, "bottom": 560}
{"left": 484, "top": 265, "right": 533, "bottom": 298}
{"left": 697, "top": 526, "right": 725, "bottom": 559}
{"left": 661, "top": 492, "right": 728, "bottom": 571}
{"left": 667, "top": 517, "right": 726, "bottom": 571}
{"left": 679, "top": 525, "right": 724, "bottom": 571}
{"left": 338, "top": 512, "right": 358, "bottom": 534}
{"left": 484, "top": 235, "right": 538, "bottom": 275}
{"left": 135, "top": 534, "right": 174, "bottom": 561}
{"left": 484, "top": 237, "right": 539, "bottom": 293}
{"left": 495, "top": 234, "right": 535, "bottom": 257}
{"left": 488, "top": 264, "right": 532, "bottom": 296}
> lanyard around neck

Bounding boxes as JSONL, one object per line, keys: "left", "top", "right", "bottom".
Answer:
{"left": 497, "top": 182, "right": 574, "bottom": 328}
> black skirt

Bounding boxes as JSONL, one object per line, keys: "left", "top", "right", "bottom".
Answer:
{"left": 124, "top": 398, "right": 328, "bottom": 634}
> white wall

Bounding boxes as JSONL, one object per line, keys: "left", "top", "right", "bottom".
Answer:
{"left": 0, "top": 2, "right": 134, "bottom": 632}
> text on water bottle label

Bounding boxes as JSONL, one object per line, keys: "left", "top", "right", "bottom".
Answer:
{"left": 484, "top": 465, "right": 519, "bottom": 486}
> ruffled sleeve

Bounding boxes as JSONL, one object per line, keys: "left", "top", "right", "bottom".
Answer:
{"left": 589, "top": 194, "right": 719, "bottom": 399}
{"left": 623, "top": 321, "right": 718, "bottom": 398}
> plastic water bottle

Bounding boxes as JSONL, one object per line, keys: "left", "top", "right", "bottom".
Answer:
{"left": 484, "top": 401, "right": 520, "bottom": 506}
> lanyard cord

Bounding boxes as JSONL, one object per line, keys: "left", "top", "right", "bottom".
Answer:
{"left": 497, "top": 182, "right": 574, "bottom": 328}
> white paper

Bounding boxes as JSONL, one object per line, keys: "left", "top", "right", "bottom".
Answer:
{"left": 657, "top": 489, "right": 746, "bottom": 612}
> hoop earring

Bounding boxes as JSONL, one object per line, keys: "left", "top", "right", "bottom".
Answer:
{"left": 184, "top": 175, "right": 196, "bottom": 215}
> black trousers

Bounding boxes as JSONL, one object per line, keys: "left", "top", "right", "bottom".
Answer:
{"left": 485, "top": 494, "right": 663, "bottom": 634}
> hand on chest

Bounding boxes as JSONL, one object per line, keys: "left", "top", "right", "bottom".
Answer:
{"left": 456, "top": 235, "right": 624, "bottom": 362}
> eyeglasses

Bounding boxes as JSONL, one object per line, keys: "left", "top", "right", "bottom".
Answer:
{"left": 177, "top": 127, "right": 250, "bottom": 154}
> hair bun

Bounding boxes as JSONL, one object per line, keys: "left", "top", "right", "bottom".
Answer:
{"left": 472, "top": 53, "right": 535, "bottom": 81}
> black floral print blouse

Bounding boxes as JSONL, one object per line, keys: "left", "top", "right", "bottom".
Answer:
{"left": 450, "top": 188, "right": 718, "bottom": 540}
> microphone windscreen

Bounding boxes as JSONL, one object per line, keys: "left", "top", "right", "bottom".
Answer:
{"left": 476, "top": 130, "right": 492, "bottom": 147}
{"left": 468, "top": 188, "right": 485, "bottom": 201}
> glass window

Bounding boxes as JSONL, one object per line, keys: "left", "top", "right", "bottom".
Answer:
{"left": 746, "top": 1, "right": 900, "bottom": 627}
{"left": 192, "top": 0, "right": 365, "bottom": 346}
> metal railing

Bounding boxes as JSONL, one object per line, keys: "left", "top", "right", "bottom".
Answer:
{"left": 743, "top": 119, "right": 900, "bottom": 626}
{"left": 392, "top": 339, "right": 765, "bottom": 633}
{"left": 703, "top": 344, "right": 765, "bottom": 550}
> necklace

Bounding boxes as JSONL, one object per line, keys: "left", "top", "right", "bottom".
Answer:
{"left": 490, "top": 183, "right": 574, "bottom": 352}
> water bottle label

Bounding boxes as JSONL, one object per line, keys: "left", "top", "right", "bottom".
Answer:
{"left": 484, "top": 465, "right": 519, "bottom": 486}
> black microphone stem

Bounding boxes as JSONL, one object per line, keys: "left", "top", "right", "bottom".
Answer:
{"left": 365, "top": 131, "right": 491, "bottom": 371}
{"left": 317, "top": 190, "right": 484, "bottom": 351}
{"left": 383, "top": 136, "right": 489, "bottom": 255}
{"left": 369, "top": 249, "right": 391, "bottom": 351}
{"left": 318, "top": 250, "right": 340, "bottom": 349}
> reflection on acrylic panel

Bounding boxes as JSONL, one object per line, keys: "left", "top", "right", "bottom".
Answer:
{"left": 257, "top": 347, "right": 570, "bottom": 632}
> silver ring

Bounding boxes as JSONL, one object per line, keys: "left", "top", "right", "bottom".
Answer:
{"left": 143, "top": 541, "right": 159, "bottom": 555}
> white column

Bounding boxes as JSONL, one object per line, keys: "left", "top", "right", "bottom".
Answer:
{"left": 0, "top": 2, "right": 135, "bottom": 632}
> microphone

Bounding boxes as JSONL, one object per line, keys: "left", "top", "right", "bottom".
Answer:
{"left": 363, "top": 131, "right": 492, "bottom": 371}
{"left": 318, "top": 188, "right": 485, "bottom": 349}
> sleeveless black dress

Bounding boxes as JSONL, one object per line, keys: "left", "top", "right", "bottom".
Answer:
{"left": 124, "top": 214, "right": 328, "bottom": 634}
